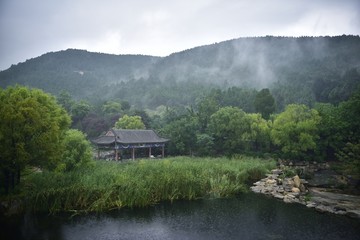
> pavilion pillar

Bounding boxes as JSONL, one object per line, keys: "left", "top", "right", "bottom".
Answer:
{"left": 162, "top": 145, "right": 165, "bottom": 158}
{"left": 97, "top": 149, "right": 100, "bottom": 159}
{"left": 115, "top": 149, "right": 119, "bottom": 161}
{"left": 149, "top": 147, "right": 152, "bottom": 158}
{"left": 132, "top": 148, "right": 135, "bottom": 160}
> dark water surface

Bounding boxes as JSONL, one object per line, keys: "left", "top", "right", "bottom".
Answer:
{"left": 2, "top": 193, "right": 360, "bottom": 240}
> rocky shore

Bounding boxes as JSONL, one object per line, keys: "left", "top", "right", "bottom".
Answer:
{"left": 251, "top": 169, "right": 360, "bottom": 219}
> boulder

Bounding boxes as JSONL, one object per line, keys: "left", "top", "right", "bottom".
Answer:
{"left": 273, "top": 193, "right": 285, "bottom": 199}
{"left": 266, "top": 179, "right": 277, "bottom": 185}
{"left": 299, "top": 184, "right": 306, "bottom": 192}
{"left": 292, "top": 187, "right": 300, "bottom": 193}
{"left": 271, "top": 169, "right": 283, "bottom": 175}
{"left": 293, "top": 175, "right": 301, "bottom": 188}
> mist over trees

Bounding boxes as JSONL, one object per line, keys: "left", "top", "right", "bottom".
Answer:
{"left": 0, "top": 36, "right": 360, "bottom": 178}
{"left": 1, "top": 36, "right": 359, "bottom": 111}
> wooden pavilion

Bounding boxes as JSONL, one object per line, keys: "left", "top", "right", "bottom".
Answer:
{"left": 92, "top": 129, "right": 169, "bottom": 160}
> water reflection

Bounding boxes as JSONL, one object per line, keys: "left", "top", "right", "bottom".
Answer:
{"left": 2, "top": 193, "right": 360, "bottom": 240}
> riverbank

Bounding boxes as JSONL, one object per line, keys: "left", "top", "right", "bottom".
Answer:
{"left": 1, "top": 156, "right": 275, "bottom": 215}
{"left": 251, "top": 168, "right": 360, "bottom": 218}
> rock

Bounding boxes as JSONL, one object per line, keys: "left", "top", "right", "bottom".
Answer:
{"left": 266, "top": 179, "right": 277, "bottom": 185}
{"left": 252, "top": 168, "right": 360, "bottom": 219}
{"left": 273, "top": 193, "right": 285, "bottom": 199}
{"left": 315, "top": 205, "right": 332, "bottom": 213}
{"left": 299, "top": 184, "right": 306, "bottom": 192}
{"left": 345, "top": 210, "right": 360, "bottom": 219}
{"left": 300, "top": 179, "right": 308, "bottom": 184}
{"left": 271, "top": 169, "right": 283, "bottom": 175}
{"left": 306, "top": 202, "right": 317, "bottom": 208}
{"left": 293, "top": 175, "right": 301, "bottom": 188}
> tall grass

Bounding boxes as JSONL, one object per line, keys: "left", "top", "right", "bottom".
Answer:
{"left": 24, "top": 156, "right": 275, "bottom": 213}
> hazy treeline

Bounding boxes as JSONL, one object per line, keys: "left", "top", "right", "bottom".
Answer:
{"left": 0, "top": 35, "right": 359, "bottom": 176}
{"left": 1, "top": 36, "right": 359, "bottom": 110}
{"left": 57, "top": 85, "right": 360, "bottom": 177}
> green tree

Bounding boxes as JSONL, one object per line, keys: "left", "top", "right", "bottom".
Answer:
{"left": 334, "top": 89, "right": 360, "bottom": 174}
{"left": 57, "top": 90, "right": 74, "bottom": 114}
{"left": 195, "top": 133, "right": 215, "bottom": 156}
{"left": 208, "top": 107, "right": 251, "bottom": 155}
{"left": 132, "top": 110, "right": 152, "bottom": 129}
{"left": 115, "top": 115, "right": 145, "bottom": 129}
{"left": 162, "top": 116, "right": 198, "bottom": 155}
{"left": 246, "top": 113, "right": 272, "bottom": 153}
{"left": 71, "top": 100, "right": 91, "bottom": 128}
{"left": 314, "top": 103, "right": 344, "bottom": 160}
{"left": 56, "top": 129, "right": 94, "bottom": 172}
{"left": 102, "top": 101, "right": 122, "bottom": 115}
{"left": 336, "top": 142, "right": 360, "bottom": 177}
{"left": 0, "top": 86, "right": 71, "bottom": 193}
{"left": 271, "top": 104, "right": 321, "bottom": 160}
{"left": 196, "top": 91, "right": 221, "bottom": 131}
{"left": 254, "top": 88, "right": 275, "bottom": 119}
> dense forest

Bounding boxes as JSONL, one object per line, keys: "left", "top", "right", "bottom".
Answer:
{"left": 1, "top": 36, "right": 360, "bottom": 110}
{"left": 1, "top": 36, "right": 360, "bottom": 196}
{"left": 0, "top": 36, "right": 360, "bottom": 166}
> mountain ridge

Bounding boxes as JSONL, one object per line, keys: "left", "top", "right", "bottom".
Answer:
{"left": 1, "top": 35, "right": 360, "bottom": 109}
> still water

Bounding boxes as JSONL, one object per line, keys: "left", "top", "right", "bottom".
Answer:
{"left": 2, "top": 193, "right": 360, "bottom": 240}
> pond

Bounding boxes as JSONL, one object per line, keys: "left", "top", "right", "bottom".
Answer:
{"left": 2, "top": 193, "right": 360, "bottom": 240}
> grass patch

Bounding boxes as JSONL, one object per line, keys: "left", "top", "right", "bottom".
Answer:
{"left": 23, "top": 156, "right": 275, "bottom": 213}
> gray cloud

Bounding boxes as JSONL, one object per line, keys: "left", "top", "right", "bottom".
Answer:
{"left": 0, "top": 0, "right": 359, "bottom": 70}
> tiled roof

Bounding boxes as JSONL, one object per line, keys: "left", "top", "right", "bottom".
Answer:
{"left": 92, "top": 129, "right": 169, "bottom": 145}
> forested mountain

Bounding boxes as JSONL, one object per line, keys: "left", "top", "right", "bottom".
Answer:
{"left": 1, "top": 36, "right": 360, "bottom": 110}
{"left": 0, "top": 49, "right": 159, "bottom": 99}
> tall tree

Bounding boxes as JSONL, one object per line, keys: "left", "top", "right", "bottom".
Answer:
{"left": 102, "top": 101, "right": 122, "bottom": 115}
{"left": 56, "top": 129, "right": 94, "bottom": 172}
{"left": 271, "top": 104, "right": 320, "bottom": 160}
{"left": 57, "top": 90, "right": 74, "bottom": 114}
{"left": 254, "top": 88, "right": 275, "bottom": 119}
{"left": 161, "top": 116, "right": 199, "bottom": 155}
{"left": 246, "top": 113, "right": 272, "bottom": 153}
{"left": 0, "top": 86, "right": 71, "bottom": 193}
{"left": 114, "top": 115, "right": 145, "bottom": 129}
{"left": 314, "top": 103, "right": 344, "bottom": 159}
{"left": 208, "top": 107, "right": 251, "bottom": 155}
{"left": 71, "top": 100, "right": 91, "bottom": 128}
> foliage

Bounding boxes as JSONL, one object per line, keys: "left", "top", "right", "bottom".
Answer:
{"left": 57, "top": 90, "right": 74, "bottom": 114}
{"left": 102, "top": 101, "right": 122, "bottom": 115}
{"left": 246, "top": 113, "right": 272, "bottom": 153}
{"left": 208, "top": 107, "right": 251, "bottom": 155}
{"left": 195, "top": 133, "right": 215, "bottom": 156}
{"left": 24, "top": 156, "right": 276, "bottom": 213}
{"left": 314, "top": 103, "right": 344, "bottom": 159}
{"left": 271, "top": 104, "right": 321, "bottom": 160}
{"left": 336, "top": 142, "right": 360, "bottom": 177}
{"left": 254, "top": 88, "right": 275, "bottom": 119}
{"left": 1, "top": 37, "right": 360, "bottom": 112}
{"left": 161, "top": 116, "right": 199, "bottom": 155}
{"left": 56, "top": 129, "right": 94, "bottom": 172}
{"left": 114, "top": 114, "right": 145, "bottom": 129}
{"left": 0, "top": 86, "right": 71, "bottom": 193}
{"left": 337, "top": 89, "right": 360, "bottom": 143}
{"left": 196, "top": 90, "right": 221, "bottom": 131}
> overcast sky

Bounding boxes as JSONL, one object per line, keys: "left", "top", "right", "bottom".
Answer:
{"left": 0, "top": 0, "right": 359, "bottom": 71}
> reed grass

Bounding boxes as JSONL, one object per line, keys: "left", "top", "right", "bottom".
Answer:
{"left": 24, "top": 156, "right": 275, "bottom": 213}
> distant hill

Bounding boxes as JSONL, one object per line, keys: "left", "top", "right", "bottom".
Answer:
{"left": 1, "top": 36, "right": 360, "bottom": 109}
{"left": 0, "top": 49, "right": 160, "bottom": 99}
